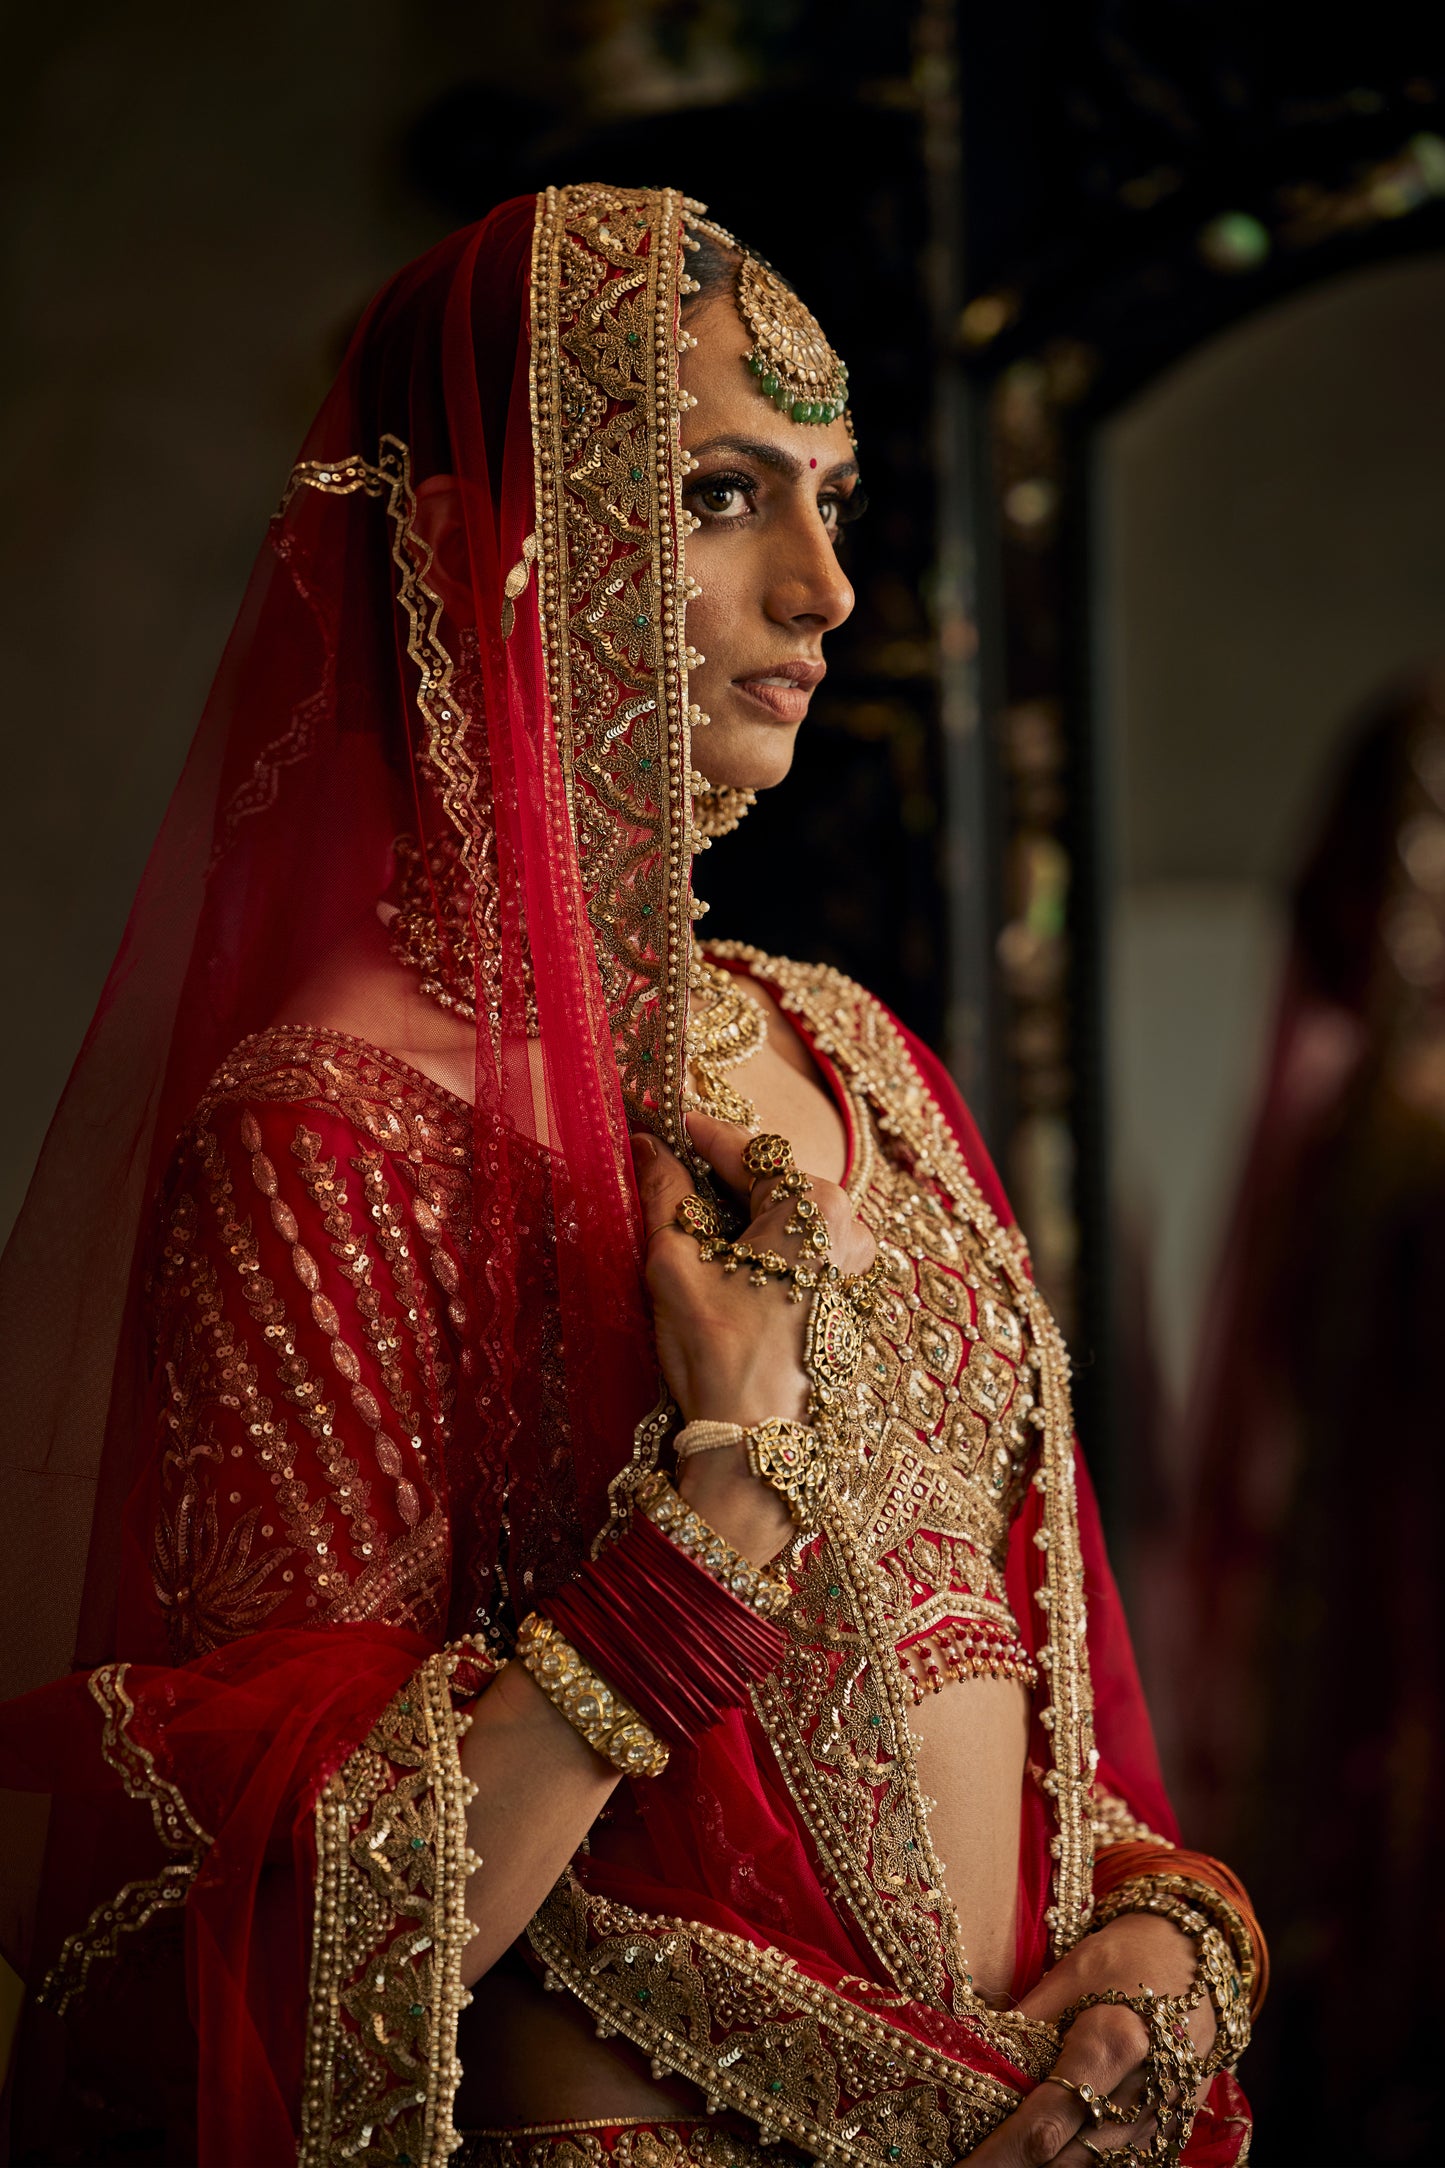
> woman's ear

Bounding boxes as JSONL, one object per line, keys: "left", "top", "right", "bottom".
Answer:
{"left": 410, "top": 473, "right": 474, "bottom": 621}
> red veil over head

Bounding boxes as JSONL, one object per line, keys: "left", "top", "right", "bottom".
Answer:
{"left": 1, "top": 186, "right": 708, "bottom": 1716}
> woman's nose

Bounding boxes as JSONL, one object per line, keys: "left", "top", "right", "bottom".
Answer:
{"left": 767, "top": 512, "right": 855, "bottom": 633}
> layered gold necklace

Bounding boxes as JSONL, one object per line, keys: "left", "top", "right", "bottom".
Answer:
{"left": 684, "top": 949, "right": 768, "bottom": 1127}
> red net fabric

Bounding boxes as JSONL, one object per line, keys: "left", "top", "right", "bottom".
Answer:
{"left": 0, "top": 188, "right": 704, "bottom": 2154}
{"left": 0, "top": 188, "right": 704, "bottom": 1723}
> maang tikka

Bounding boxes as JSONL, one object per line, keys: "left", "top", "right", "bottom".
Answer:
{"left": 685, "top": 212, "right": 851, "bottom": 430}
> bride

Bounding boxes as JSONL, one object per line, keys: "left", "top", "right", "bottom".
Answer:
{"left": 0, "top": 183, "right": 1262, "bottom": 2167}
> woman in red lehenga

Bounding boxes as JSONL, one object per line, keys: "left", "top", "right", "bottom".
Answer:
{"left": 0, "top": 186, "right": 1262, "bottom": 2168}
{"left": 1181, "top": 669, "right": 1445, "bottom": 2167}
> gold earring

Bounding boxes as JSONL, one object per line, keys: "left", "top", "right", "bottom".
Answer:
{"left": 690, "top": 769, "right": 756, "bottom": 845}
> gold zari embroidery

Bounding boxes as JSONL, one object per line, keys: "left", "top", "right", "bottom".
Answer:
{"left": 299, "top": 1643, "right": 488, "bottom": 2168}
{"left": 530, "top": 184, "right": 699, "bottom": 1142}
{"left": 38, "top": 1664, "right": 213, "bottom": 2017}
{"left": 710, "top": 947, "right": 1098, "bottom": 1964}
{"left": 530, "top": 1872, "right": 1049, "bottom": 2166}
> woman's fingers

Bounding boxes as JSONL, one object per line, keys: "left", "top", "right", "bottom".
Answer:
{"left": 683, "top": 1108, "right": 758, "bottom": 1198}
{"left": 683, "top": 1111, "right": 878, "bottom": 1277}
{"left": 960, "top": 2007, "right": 1144, "bottom": 2164}
{"left": 630, "top": 1133, "right": 697, "bottom": 1243}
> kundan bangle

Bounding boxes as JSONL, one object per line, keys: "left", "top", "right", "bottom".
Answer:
{"left": 1090, "top": 1873, "right": 1253, "bottom": 2073}
{"left": 634, "top": 1470, "right": 791, "bottom": 1617}
{"left": 1093, "top": 1839, "right": 1268, "bottom": 2016}
{"left": 514, "top": 1612, "right": 670, "bottom": 1778}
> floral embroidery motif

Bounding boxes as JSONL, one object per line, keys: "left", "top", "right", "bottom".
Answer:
{"left": 299, "top": 1643, "right": 492, "bottom": 2168}
{"left": 529, "top": 1872, "right": 1049, "bottom": 2166}
{"left": 38, "top": 1665, "right": 213, "bottom": 2017}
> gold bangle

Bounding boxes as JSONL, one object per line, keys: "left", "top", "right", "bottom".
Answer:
{"left": 635, "top": 1469, "right": 792, "bottom": 1617}
{"left": 1090, "top": 1874, "right": 1252, "bottom": 2076}
{"left": 514, "top": 1613, "right": 670, "bottom": 1778}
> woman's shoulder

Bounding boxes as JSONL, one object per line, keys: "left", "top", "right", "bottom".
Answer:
{"left": 169, "top": 1024, "right": 473, "bottom": 1226}
{"left": 197, "top": 1023, "right": 471, "bottom": 1137}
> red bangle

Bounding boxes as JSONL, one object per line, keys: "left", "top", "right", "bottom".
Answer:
{"left": 540, "top": 1513, "right": 785, "bottom": 1751}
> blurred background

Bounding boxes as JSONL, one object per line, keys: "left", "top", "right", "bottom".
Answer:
{"left": 5, "top": 4, "right": 1445, "bottom": 2159}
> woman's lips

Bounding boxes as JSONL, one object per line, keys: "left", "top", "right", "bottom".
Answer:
{"left": 732, "top": 663, "right": 825, "bottom": 723}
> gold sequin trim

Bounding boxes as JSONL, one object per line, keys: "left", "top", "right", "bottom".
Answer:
{"left": 529, "top": 1871, "right": 1049, "bottom": 2164}
{"left": 298, "top": 1643, "right": 489, "bottom": 2168}
{"left": 36, "top": 1664, "right": 214, "bottom": 2017}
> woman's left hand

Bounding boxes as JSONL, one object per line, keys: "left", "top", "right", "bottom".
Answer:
{"left": 960, "top": 1914, "right": 1215, "bottom": 2164}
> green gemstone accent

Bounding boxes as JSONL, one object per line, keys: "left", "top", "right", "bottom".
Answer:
{"left": 626, "top": 330, "right": 641, "bottom": 345}
{"left": 761, "top": 374, "right": 779, "bottom": 397}
{"left": 398, "top": 1699, "right": 412, "bottom": 1712}
{"left": 410, "top": 1836, "right": 425, "bottom": 1851}
{"left": 637, "top": 1985, "right": 651, "bottom": 2003}
{"left": 399, "top": 2155, "right": 413, "bottom": 2166}
{"left": 888, "top": 2149, "right": 903, "bottom": 2161}
{"left": 791, "top": 400, "right": 810, "bottom": 423}
{"left": 747, "top": 353, "right": 763, "bottom": 374}
{"left": 638, "top": 756, "right": 653, "bottom": 770}
{"left": 634, "top": 612, "right": 648, "bottom": 627}
{"left": 769, "top": 2079, "right": 784, "bottom": 2094}
{"left": 409, "top": 2001, "right": 425, "bottom": 2017}
{"left": 827, "top": 1583, "right": 841, "bottom": 1598}
{"left": 630, "top": 465, "right": 644, "bottom": 481}
{"left": 640, "top": 903, "right": 653, "bottom": 918}
{"left": 869, "top": 1714, "right": 883, "bottom": 1728}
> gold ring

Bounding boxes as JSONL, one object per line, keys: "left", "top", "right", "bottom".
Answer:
{"left": 741, "top": 1132, "right": 797, "bottom": 1180}
{"left": 1042, "top": 2074, "right": 1110, "bottom": 2126}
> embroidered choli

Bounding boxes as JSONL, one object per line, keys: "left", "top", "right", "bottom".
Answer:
{"left": 141, "top": 1000, "right": 1041, "bottom": 1702}
{"left": 126, "top": 959, "right": 1118, "bottom": 2162}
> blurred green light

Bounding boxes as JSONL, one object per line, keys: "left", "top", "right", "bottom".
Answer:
{"left": 1409, "top": 132, "right": 1445, "bottom": 196}
{"left": 1199, "top": 211, "right": 1271, "bottom": 273}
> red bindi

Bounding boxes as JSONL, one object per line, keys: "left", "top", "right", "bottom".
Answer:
{"left": 810, "top": 457, "right": 817, "bottom": 469}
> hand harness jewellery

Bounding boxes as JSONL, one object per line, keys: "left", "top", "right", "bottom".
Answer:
{"left": 672, "top": 1130, "right": 884, "bottom": 1535}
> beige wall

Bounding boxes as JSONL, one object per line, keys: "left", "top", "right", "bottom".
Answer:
{"left": 1097, "top": 252, "right": 1445, "bottom": 1418}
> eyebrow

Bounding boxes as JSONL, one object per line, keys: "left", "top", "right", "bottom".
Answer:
{"left": 686, "top": 433, "right": 859, "bottom": 486}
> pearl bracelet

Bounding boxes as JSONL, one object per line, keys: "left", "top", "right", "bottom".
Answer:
{"left": 674, "top": 1419, "right": 747, "bottom": 1461}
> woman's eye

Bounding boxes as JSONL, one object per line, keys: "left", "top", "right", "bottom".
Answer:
{"left": 688, "top": 471, "right": 754, "bottom": 520}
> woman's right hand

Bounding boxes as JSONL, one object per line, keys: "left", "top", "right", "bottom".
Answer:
{"left": 630, "top": 1110, "right": 875, "bottom": 1562}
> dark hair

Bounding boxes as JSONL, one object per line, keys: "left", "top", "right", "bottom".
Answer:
{"left": 682, "top": 229, "right": 741, "bottom": 314}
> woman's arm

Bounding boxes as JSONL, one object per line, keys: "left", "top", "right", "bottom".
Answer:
{"left": 457, "top": 1107, "right": 876, "bottom": 1983}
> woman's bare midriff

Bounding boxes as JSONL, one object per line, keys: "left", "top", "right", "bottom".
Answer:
{"left": 453, "top": 1671, "right": 1031, "bottom": 2126}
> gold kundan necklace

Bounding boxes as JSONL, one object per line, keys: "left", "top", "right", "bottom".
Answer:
{"left": 684, "top": 948, "right": 768, "bottom": 1127}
